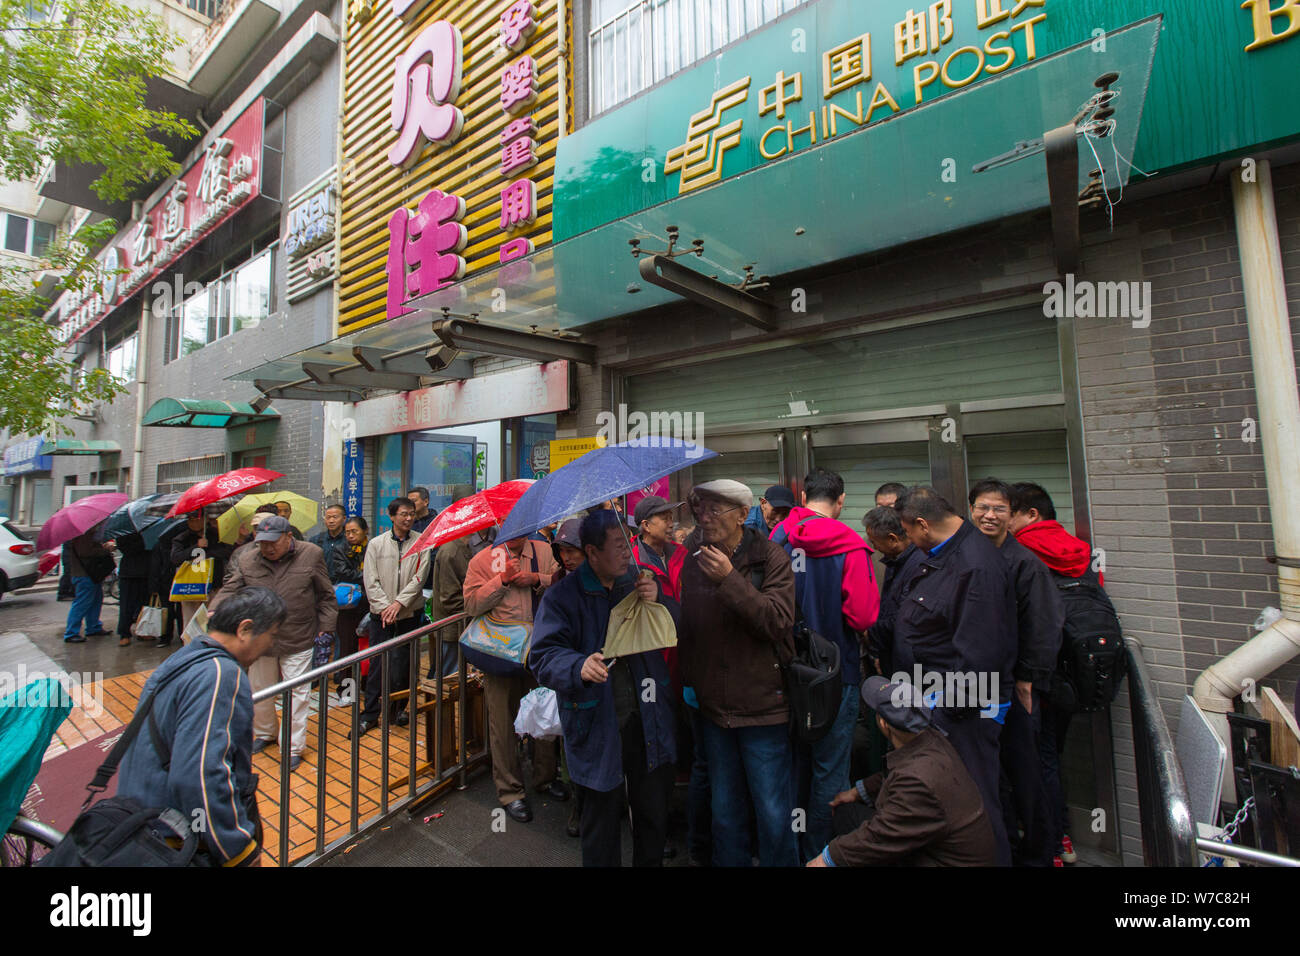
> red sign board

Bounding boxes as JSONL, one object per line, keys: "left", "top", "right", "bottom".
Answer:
{"left": 57, "top": 98, "right": 267, "bottom": 344}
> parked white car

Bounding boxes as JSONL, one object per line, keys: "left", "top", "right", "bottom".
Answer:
{"left": 0, "top": 520, "right": 40, "bottom": 600}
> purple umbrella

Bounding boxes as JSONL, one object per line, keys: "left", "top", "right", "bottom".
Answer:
{"left": 35, "top": 493, "right": 130, "bottom": 552}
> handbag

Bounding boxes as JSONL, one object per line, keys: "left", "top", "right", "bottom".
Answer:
{"left": 459, "top": 614, "right": 533, "bottom": 676}
{"left": 169, "top": 558, "right": 213, "bottom": 602}
{"left": 133, "top": 597, "right": 168, "bottom": 638}
{"left": 38, "top": 648, "right": 251, "bottom": 867}
{"left": 334, "top": 582, "right": 363, "bottom": 609}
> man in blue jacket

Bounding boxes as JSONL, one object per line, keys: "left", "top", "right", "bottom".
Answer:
{"left": 530, "top": 509, "right": 679, "bottom": 867}
{"left": 118, "top": 586, "right": 286, "bottom": 866}
{"left": 892, "top": 486, "right": 1017, "bottom": 866}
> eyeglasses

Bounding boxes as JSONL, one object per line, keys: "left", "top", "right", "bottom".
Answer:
{"left": 971, "top": 504, "right": 1009, "bottom": 516}
{"left": 693, "top": 503, "right": 742, "bottom": 519}
{"left": 394, "top": 510, "right": 415, "bottom": 519}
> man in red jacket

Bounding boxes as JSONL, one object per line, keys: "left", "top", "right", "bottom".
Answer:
{"left": 1007, "top": 481, "right": 1094, "bottom": 865}
{"left": 772, "top": 468, "right": 879, "bottom": 862}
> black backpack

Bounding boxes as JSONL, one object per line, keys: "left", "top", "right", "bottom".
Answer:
{"left": 1051, "top": 568, "right": 1127, "bottom": 713}
{"left": 40, "top": 648, "right": 236, "bottom": 867}
{"left": 758, "top": 522, "right": 844, "bottom": 744}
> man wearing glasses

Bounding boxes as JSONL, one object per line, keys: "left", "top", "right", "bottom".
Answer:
{"left": 677, "top": 479, "right": 797, "bottom": 867}
{"left": 968, "top": 478, "right": 1063, "bottom": 867}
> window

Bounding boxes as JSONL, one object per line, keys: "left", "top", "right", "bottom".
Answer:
{"left": 2, "top": 214, "right": 57, "bottom": 256}
{"left": 164, "top": 245, "right": 275, "bottom": 363}
{"left": 32, "top": 221, "right": 55, "bottom": 257}
{"left": 588, "top": 0, "right": 808, "bottom": 116}
{"left": 4, "top": 214, "right": 29, "bottom": 253}
{"left": 156, "top": 454, "right": 226, "bottom": 495}
{"left": 231, "top": 250, "right": 271, "bottom": 332}
{"left": 107, "top": 334, "right": 137, "bottom": 382}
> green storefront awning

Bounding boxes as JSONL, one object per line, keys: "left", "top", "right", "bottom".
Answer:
{"left": 37, "top": 439, "right": 122, "bottom": 456}
{"left": 142, "top": 398, "right": 281, "bottom": 429}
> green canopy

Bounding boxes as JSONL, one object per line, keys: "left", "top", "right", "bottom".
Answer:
{"left": 36, "top": 439, "right": 121, "bottom": 455}
{"left": 142, "top": 397, "right": 280, "bottom": 428}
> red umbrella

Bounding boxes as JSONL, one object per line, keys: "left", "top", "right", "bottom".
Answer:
{"left": 164, "top": 467, "right": 284, "bottom": 518}
{"left": 407, "top": 480, "right": 534, "bottom": 557}
{"left": 35, "top": 493, "right": 130, "bottom": 552}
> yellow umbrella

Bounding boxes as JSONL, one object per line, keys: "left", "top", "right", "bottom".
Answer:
{"left": 216, "top": 491, "right": 319, "bottom": 543}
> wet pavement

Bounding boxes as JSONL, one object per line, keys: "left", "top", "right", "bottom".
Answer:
{"left": 0, "top": 587, "right": 173, "bottom": 683}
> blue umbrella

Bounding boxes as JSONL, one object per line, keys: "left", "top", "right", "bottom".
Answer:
{"left": 496, "top": 439, "right": 717, "bottom": 542}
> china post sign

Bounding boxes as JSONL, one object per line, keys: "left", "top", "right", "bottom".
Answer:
{"left": 343, "top": 440, "right": 364, "bottom": 518}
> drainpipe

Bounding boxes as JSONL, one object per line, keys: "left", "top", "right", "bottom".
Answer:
{"left": 1192, "top": 159, "right": 1300, "bottom": 718}
{"left": 130, "top": 199, "right": 149, "bottom": 499}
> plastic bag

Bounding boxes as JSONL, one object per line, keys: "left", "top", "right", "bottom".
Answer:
{"left": 133, "top": 598, "right": 167, "bottom": 638}
{"left": 514, "top": 686, "right": 562, "bottom": 739}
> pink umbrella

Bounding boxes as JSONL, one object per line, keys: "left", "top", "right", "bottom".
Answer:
{"left": 407, "top": 480, "right": 535, "bottom": 558}
{"left": 164, "top": 467, "right": 283, "bottom": 518}
{"left": 35, "top": 493, "right": 130, "bottom": 552}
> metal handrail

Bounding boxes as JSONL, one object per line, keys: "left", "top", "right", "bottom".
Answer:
{"left": 250, "top": 611, "right": 482, "bottom": 866}
{"left": 1125, "top": 637, "right": 1199, "bottom": 866}
{"left": 1197, "top": 838, "right": 1300, "bottom": 867}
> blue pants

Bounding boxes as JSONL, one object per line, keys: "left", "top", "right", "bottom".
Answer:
{"left": 698, "top": 717, "right": 798, "bottom": 867}
{"left": 1037, "top": 694, "right": 1073, "bottom": 849}
{"left": 935, "top": 707, "right": 1011, "bottom": 866}
{"left": 685, "top": 704, "right": 712, "bottom": 865}
{"left": 794, "top": 684, "right": 859, "bottom": 862}
{"left": 1000, "top": 690, "right": 1055, "bottom": 866}
{"left": 63, "top": 576, "right": 104, "bottom": 640}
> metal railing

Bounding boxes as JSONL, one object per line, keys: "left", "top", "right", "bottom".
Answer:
{"left": 1125, "top": 637, "right": 1199, "bottom": 866}
{"left": 251, "top": 612, "right": 483, "bottom": 867}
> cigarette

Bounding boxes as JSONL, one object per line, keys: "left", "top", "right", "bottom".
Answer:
{"left": 693, "top": 549, "right": 702, "bottom": 556}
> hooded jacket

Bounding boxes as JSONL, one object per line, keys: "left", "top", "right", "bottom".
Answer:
{"left": 771, "top": 507, "right": 880, "bottom": 686}
{"left": 1014, "top": 520, "right": 1099, "bottom": 584}
{"left": 678, "top": 526, "right": 796, "bottom": 728}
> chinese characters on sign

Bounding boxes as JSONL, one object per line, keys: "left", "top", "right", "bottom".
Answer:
{"left": 496, "top": 0, "right": 542, "bottom": 265}
{"left": 56, "top": 99, "right": 265, "bottom": 344}
{"left": 389, "top": 20, "right": 465, "bottom": 168}
{"left": 386, "top": 188, "right": 468, "bottom": 319}
{"left": 663, "top": 0, "right": 1050, "bottom": 195}
{"left": 343, "top": 440, "right": 365, "bottom": 518}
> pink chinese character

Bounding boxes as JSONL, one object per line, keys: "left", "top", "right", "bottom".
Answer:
{"left": 499, "top": 136, "right": 537, "bottom": 176}
{"left": 386, "top": 189, "right": 468, "bottom": 319}
{"left": 499, "top": 56, "right": 538, "bottom": 116}
{"left": 499, "top": 179, "right": 537, "bottom": 231}
{"left": 500, "top": 115, "right": 536, "bottom": 144}
{"left": 389, "top": 21, "right": 465, "bottom": 169}
{"left": 499, "top": 0, "right": 538, "bottom": 53}
{"left": 499, "top": 237, "right": 533, "bottom": 264}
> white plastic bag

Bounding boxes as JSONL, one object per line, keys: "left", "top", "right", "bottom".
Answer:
{"left": 514, "top": 686, "right": 562, "bottom": 739}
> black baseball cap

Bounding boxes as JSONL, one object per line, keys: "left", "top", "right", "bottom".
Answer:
{"left": 632, "top": 495, "right": 679, "bottom": 525}
{"left": 762, "top": 485, "right": 796, "bottom": 510}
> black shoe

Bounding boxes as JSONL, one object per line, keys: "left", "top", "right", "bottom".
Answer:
{"left": 289, "top": 754, "right": 304, "bottom": 772}
{"left": 394, "top": 711, "right": 409, "bottom": 727}
{"left": 504, "top": 799, "right": 533, "bottom": 823}
{"left": 566, "top": 805, "right": 581, "bottom": 838}
{"left": 155, "top": 637, "right": 173, "bottom": 648}
{"left": 251, "top": 738, "right": 275, "bottom": 754}
{"left": 347, "top": 719, "right": 378, "bottom": 741}
{"left": 535, "top": 779, "right": 570, "bottom": 801}
{"left": 64, "top": 635, "right": 86, "bottom": 644}
{"left": 85, "top": 630, "right": 109, "bottom": 638}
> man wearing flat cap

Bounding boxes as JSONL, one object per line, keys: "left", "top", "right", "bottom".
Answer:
{"left": 808, "top": 676, "right": 997, "bottom": 867}
{"left": 678, "top": 479, "right": 797, "bottom": 867}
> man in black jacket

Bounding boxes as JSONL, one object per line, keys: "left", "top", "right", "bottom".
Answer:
{"left": 862, "top": 505, "right": 926, "bottom": 677}
{"left": 892, "top": 486, "right": 1016, "bottom": 865}
{"left": 969, "top": 478, "right": 1064, "bottom": 867}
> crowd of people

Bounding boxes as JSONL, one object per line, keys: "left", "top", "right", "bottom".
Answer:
{"left": 100, "top": 470, "right": 1115, "bottom": 869}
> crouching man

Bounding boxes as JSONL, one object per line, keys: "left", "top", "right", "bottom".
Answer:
{"left": 530, "top": 510, "right": 679, "bottom": 867}
{"left": 116, "top": 586, "right": 288, "bottom": 867}
{"left": 809, "top": 676, "right": 997, "bottom": 867}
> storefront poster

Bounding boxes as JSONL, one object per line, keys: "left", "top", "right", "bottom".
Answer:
{"left": 375, "top": 434, "right": 405, "bottom": 531}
